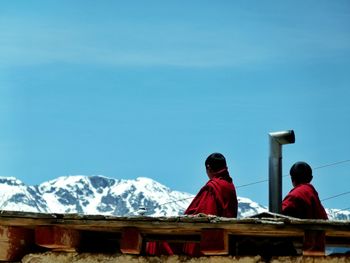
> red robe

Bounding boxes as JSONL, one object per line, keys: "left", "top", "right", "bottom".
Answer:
{"left": 146, "top": 171, "right": 238, "bottom": 256}
{"left": 282, "top": 183, "right": 328, "bottom": 220}
{"left": 282, "top": 183, "right": 328, "bottom": 253}
{"left": 183, "top": 171, "right": 238, "bottom": 256}
{"left": 185, "top": 174, "right": 238, "bottom": 217}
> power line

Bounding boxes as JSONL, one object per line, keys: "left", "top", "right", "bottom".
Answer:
{"left": 236, "top": 159, "right": 350, "bottom": 189}
{"left": 236, "top": 178, "right": 268, "bottom": 189}
{"left": 321, "top": 191, "right": 350, "bottom": 202}
{"left": 313, "top": 159, "right": 350, "bottom": 170}
{"left": 159, "top": 159, "right": 350, "bottom": 207}
{"left": 160, "top": 196, "right": 194, "bottom": 207}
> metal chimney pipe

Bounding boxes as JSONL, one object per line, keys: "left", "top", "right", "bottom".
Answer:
{"left": 268, "top": 130, "right": 295, "bottom": 213}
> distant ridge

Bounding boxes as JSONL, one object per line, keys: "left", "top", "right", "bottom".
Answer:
{"left": 0, "top": 175, "right": 348, "bottom": 220}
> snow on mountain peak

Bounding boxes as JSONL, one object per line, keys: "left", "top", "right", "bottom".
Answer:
{"left": 0, "top": 175, "right": 348, "bottom": 220}
{"left": 238, "top": 196, "right": 267, "bottom": 217}
{"left": 0, "top": 176, "right": 25, "bottom": 186}
{"left": 0, "top": 176, "right": 47, "bottom": 213}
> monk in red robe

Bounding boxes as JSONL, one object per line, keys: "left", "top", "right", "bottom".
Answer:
{"left": 183, "top": 153, "right": 238, "bottom": 256}
{"left": 282, "top": 161, "right": 327, "bottom": 219}
{"left": 282, "top": 161, "right": 328, "bottom": 254}
{"left": 146, "top": 153, "right": 238, "bottom": 256}
{"left": 185, "top": 152, "right": 238, "bottom": 217}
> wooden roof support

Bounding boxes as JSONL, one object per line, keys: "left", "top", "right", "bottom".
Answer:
{"left": 120, "top": 227, "right": 142, "bottom": 254}
{"left": 0, "top": 226, "right": 34, "bottom": 261}
{"left": 0, "top": 211, "right": 349, "bottom": 258}
{"left": 302, "top": 230, "right": 326, "bottom": 256}
{"left": 35, "top": 226, "right": 80, "bottom": 251}
{"left": 200, "top": 228, "right": 229, "bottom": 255}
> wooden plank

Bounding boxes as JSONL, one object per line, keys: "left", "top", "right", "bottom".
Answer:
{"left": 0, "top": 211, "right": 349, "bottom": 240}
{"left": 120, "top": 227, "right": 142, "bottom": 254}
{"left": 35, "top": 226, "right": 80, "bottom": 251}
{"left": 0, "top": 226, "right": 34, "bottom": 261}
{"left": 0, "top": 211, "right": 348, "bottom": 257}
{"left": 0, "top": 210, "right": 348, "bottom": 226}
{"left": 0, "top": 220, "right": 345, "bottom": 241}
{"left": 200, "top": 229, "right": 229, "bottom": 255}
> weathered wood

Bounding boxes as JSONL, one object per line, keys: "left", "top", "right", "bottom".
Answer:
{"left": 0, "top": 226, "right": 34, "bottom": 261}
{"left": 120, "top": 227, "right": 142, "bottom": 254}
{"left": 200, "top": 228, "right": 229, "bottom": 255}
{"left": 0, "top": 211, "right": 348, "bottom": 246}
{"left": 35, "top": 226, "right": 80, "bottom": 251}
{"left": 302, "top": 230, "right": 326, "bottom": 256}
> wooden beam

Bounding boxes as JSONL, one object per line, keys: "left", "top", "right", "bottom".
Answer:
{"left": 120, "top": 227, "right": 142, "bottom": 254}
{"left": 0, "top": 226, "right": 34, "bottom": 261}
{"left": 0, "top": 211, "right": 349, "bottom": 254}
{"left": 35, "top": 226, "right": 80, "bottom": 251}
{"left": 302, "top": 230, "right": 326, "bottom": 256}
{"left": 0, "top": 211, "right": 349, "bottom": 239}
{"left": 200, "top": 228, "right": 229, "bottom": 255}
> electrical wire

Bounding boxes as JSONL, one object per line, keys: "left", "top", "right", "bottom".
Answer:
{"left": 160, "top": 196, "right": 195, "bottom": 207}
{"left": 321, "top": 191, "right": 350, "bottom": 202}
{"left": 236, "top": 160, "right": 350, "bottom": 189}
{"left": 236, "top": 159, "right": 350, "bottom": 188}
{"left": 236, "top": 178, "right": 269, "bottom": 189}
{"left": 158, "top": 159, "right": 350, "bottom": 207}
{"left": 313, "top": 159, "right": 350, "bottom": 170}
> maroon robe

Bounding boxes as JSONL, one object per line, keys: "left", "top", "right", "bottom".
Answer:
{"left": 282, "top": 183, "right": 328, "bottom": 220}
{"left": 185, "top": 173, "right": 238, "bottom": 217}
{"left": 183, "top": 170, "right": 238, "bottom": 256}
{"left": 282, "top": 183, "right": 328, "bottom": 253}
{"left": 146, "top": 170, "right": 238, "bottom": 256}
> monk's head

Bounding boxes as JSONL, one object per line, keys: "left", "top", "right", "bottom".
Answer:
{"left": 290, "top": 161, "right": 313, "bottom": 187}
{"left": 205, "top": 153, "right": 227, "bottom": 179}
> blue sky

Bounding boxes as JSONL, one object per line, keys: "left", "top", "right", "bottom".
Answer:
{"left": 1, "top": 1, "right": 350, "bottom": 210}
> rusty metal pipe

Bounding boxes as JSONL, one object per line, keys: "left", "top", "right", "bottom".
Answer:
{"left": 268, "top": 130, "right": 295, "bottom": 213}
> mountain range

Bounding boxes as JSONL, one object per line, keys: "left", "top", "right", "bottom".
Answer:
{"left": 0, "top": 175, "right": 348, "bottom": 220}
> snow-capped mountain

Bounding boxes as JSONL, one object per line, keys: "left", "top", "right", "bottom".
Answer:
{"left": 0, "top": 175, "right": 348, "bottom": 220}
{"left": 37, "top": 176, "right": 191, "bottom": 216}
{"left": 238, "top": 196, "right": 267, "bottom": 218}
{"left": 0, "top": 177, "right": 48, "bottom": 213}
{"left": 326, "top": 208, "right": 350, "bottom": 221}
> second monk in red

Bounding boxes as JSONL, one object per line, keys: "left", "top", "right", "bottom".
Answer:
{"left": 185, "top": 152, "right": 238, "bottom": 217}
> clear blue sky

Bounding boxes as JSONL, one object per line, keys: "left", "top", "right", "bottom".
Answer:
{"left": 1, "top": 1, "right": 350, "bottom": 210}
